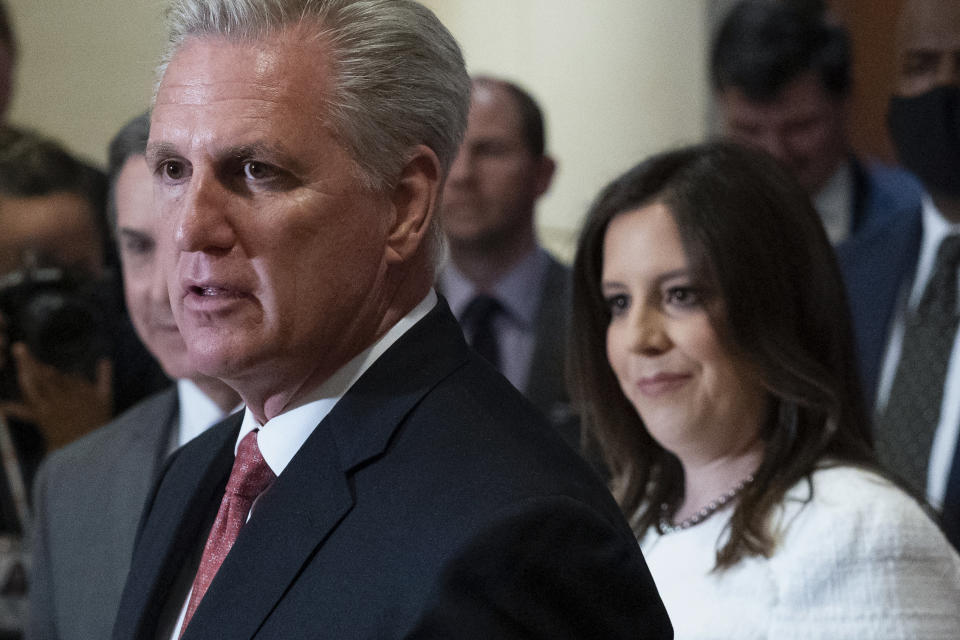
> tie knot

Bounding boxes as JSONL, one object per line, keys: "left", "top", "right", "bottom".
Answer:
{"left": 226, "top": 430, "right": 276, "bottom": 499}
{"left": 463, "top": 294, "right": 502, "bottom": 327}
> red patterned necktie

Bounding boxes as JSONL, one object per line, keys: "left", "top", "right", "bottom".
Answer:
{"left": 179, "top": 429, "right": 276, "bottom": 637}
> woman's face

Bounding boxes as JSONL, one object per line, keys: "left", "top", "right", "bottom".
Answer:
{"left": 601, "top": 202, "right": 767, "bottom": 464}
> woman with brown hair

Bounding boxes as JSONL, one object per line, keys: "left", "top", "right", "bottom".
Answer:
{"left": 569, "top": 141, "right": 960, "bottom": 638}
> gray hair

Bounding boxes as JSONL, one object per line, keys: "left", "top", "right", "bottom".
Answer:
{"left": 156, "top": 0, "right": 470, "bottom": 193}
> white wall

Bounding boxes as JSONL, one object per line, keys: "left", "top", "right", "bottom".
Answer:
{"left": 422, "top": 0, "right": 711, "bottom": 260}
{"left": 5, "top": 0, "right": 166, "bottom": 167}
{"left": 5, "top": 0, "right": 711, "bottom": 259}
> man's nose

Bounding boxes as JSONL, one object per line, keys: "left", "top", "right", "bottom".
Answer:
{"left": 755, "top": 130, "right": 790, "bottom": 165}
{"left": 174, "top": 172, "right": 236, "bottom": 254}
{"left": 934, "top": 52, "right": 960, "bottom": 88}
{"left": 446, "top": 149, "right": 474, "bottom": 185}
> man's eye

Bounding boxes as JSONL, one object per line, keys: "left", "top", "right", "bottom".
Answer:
{"left": 161, "top": 161, "right": 185, "bottom": 181}
{"left": 902, "top": 51, "right": 939, "bottom": 77}
{"left": 242, "top": 161, "right": 276, "bottom": 180}
{"left": 120, "top": 235, "right": 154, "bottom": 257}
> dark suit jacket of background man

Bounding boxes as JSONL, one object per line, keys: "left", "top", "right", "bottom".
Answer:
{"left": 28, "top": 387, "right": 179, "bottom": 640}
{"left": 439, "top": 253, "right": 578, "bottom": 448}
{"left": 837, "top": 206, "right": 960, "bottom": 548}
{"left": 112, "top": 299, "right": 673, "bottom": 639}
{"left": 845, "top": 157, "right": 922, "bottom": 242}
{"left": 512, "top": 255, "right": 577, "bottom": 446}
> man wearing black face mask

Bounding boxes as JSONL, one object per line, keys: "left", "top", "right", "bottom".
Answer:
{"left": 838, "top": 0, "right": 960, "bottom": 551}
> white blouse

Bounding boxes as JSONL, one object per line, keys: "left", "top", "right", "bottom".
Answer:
{"left": 638, "top": 466, "right": 960, "bottom": 639}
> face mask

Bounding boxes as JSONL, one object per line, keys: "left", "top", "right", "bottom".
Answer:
{"left": 888, "top": 85, "right": 960, "bottom": 197}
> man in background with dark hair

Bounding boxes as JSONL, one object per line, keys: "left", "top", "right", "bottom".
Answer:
{"left": 711, "top": 0, "right": 921, "bottom": 245}
{"left": 439, "top": 76, "right": 576, "bottom": 446}
{"left": 0, "top": 126, "right": 109, "bottom": 277}
{"left": 0, "top": 126, "right": 165, "bottom": 447}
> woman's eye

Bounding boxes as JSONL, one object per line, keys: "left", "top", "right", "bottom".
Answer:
{"left": 242, "top": 161, "right": 275, "bottom": 180}
{"left": 604, "top": 294, "right": 629, "bottom": 317}
{"left": 665, "top": 286, "right": 701, "bottom": 308}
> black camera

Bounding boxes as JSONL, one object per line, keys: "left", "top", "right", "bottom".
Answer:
{"left": 0, "top": 265, "right": 115, "bottom": 402}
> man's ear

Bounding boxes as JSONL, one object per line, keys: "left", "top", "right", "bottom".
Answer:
{"left": 385, "top": 145, "right": 441, "bottom": 265}
{"left": 533, "top": 155, "right": 556, "bottom": 199}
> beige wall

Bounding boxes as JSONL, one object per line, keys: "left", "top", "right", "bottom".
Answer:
{"left": 5, "top": 1, "right": 710, "bottom": 259}
{"left": 422, "top": 0, "right": 710, "bottom": 260}
{"left": 5, "top": 0, "right": 166, "bottom": 167}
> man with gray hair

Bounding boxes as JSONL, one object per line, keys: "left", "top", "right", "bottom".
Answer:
{"left": 112, "top": 2, "right": 671, "bottom": 638}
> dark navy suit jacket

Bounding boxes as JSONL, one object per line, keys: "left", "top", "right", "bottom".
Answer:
{"left": 111, "top": 300, "right": 672, "bottom": 639}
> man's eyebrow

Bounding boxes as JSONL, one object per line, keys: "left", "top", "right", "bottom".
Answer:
{"left": 144, "top": 142, "right": 180, "bottom": 165}
{"left": 226, "top": 141, "right": 306, "bottom": 173}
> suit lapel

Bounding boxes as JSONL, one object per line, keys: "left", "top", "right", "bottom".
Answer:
{"left": 181, "top": 422, "right": 351, "bottom": 640}
{"left": 114, "top": 413, "right": 241, "bottom": 639}
{"left": 837, "top": 209, "right": 922, "bottom": 407}
{"left": 181, "top": 299, "right": 470, "bottom": 639}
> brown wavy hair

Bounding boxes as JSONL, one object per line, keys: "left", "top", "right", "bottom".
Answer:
{"left": 568, "top": 142, "right": 879, "bottom": 569}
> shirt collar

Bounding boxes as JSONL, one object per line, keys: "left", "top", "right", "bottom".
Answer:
{"left": 913, "top": 194, "right": 960, "bottom": 307}
{"left": 812, "top": 160, "right": 853, "bottom": 244}
{"left": 236, "top": 289, "right": 437, "bottom": 476}
{"left": 175, "top": 378, "right": 240, "bottom": 449}
{"left": 441, "top": 247, "right": 549, "bottom": 329}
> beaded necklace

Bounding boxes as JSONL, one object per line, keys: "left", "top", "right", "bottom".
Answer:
{"left": 658, "top": 474, "right": 754, "bottom": 535}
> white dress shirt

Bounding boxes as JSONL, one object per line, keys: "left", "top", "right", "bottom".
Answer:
{"left": 812, "top": 160, "right": 853, "bottom": 245}
{"left": 876, "top": 195, "right": 960, "bottom": 509}
{"left": 171, "top": 379, "right": 241, "bottom": 452}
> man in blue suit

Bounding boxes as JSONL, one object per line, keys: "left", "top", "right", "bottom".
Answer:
{"left": 111, "top": 1, "right": 672, "bottom": 638}
{"left": 837, "top": 0, "right": 960, "bottom": 550}
{"left": 711, "top": 0, "right": 922, "bottom": 245}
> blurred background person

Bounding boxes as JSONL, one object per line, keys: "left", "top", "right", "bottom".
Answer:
{"left": 439, "top": 76, "right": 576, "bottom": 445}
{"left": 711, "top": 0, "right": 921, "bottom": 245}
{"left": 569, "top": 142, "right": 960, "bottom": 638}
{"left": 838, "top": 0, "right": 960, "bottom": 551}
{"left": 0, "top": 125, "right": 164, "bottom": 639}
{"left": 27, "top": 112, "right": 240, "bottom": 640}
{"left": 0, "top": 126, "right": 166, "bottom": 445}
{"left": 0, "top": 123, "right": 113, "bottom": 640}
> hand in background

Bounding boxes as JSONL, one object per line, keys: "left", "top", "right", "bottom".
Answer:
{"left": 0, "top": 342, "right": 113, "bottom": 450}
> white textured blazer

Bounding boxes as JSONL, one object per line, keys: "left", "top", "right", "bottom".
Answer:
{"left": 639, "top": 465, "right": 960, "bottom": 639}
